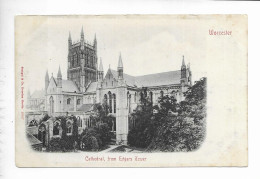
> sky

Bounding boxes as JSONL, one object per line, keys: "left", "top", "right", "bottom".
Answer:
{"left": 16, "top": 15, "right": 210, "bottom": 92}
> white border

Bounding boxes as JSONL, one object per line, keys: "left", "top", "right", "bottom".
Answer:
{"left": 0, "top": 0, "right": 259, "bottom": 178}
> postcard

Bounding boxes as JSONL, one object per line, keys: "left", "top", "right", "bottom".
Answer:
{"left": 15, "top": 15, "right": 247, "bottom": 167}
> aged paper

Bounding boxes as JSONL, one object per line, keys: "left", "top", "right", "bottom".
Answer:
{"left": 15, "top": 15, "right": 247, "bottom": 167}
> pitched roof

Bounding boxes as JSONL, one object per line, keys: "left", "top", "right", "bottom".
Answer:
{"left": 110, "top": 69, "right": 136, "bottom": 86}
{"left": 53, "top": 78, "right": 80, "bottom": 93}
{"left": 77, "top": 104, "right": 94, "bottom": 112}
{"left": 62, "top": 79, "right": 80, "bottom": 93}
{"left": 86, "top": 82, "right": 97, "bottom": 93}
{"left": 26, "top": 132, "right": 42, "bottom": 146}
{"left": 135, "top": 70, "right": 181, "bottom": 87}
{"left": 109, "top": 69, "right": 181, "bottom": 87}
{"left": 31, "top": 89, "right": 45, "bottom": 99}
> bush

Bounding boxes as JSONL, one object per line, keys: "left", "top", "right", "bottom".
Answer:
{"left": 82, "top": 135, "right": 99, "bottom": 151}
{"left": 95, "top": 122, "right": 111, "bottom": 148}
{"left": 48, "top": 137, "right": 62, "bottom": 152}
{"left": 80, "top": 128, "right": 102, "bottom": 151}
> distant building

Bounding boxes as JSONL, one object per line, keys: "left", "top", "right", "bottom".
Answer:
{"left": 26, "top": 89, "right": 45, "bottom": 111}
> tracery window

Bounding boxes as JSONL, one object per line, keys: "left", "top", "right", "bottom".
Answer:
{"left": 108, "top": 91, "right": 112, "bottom": 113}
{"left": 67, "top": 98, "right": 71, "bottom": 104}
{"left": 66, "top": 120, "right": 72, "bottom": 134}
{"left": 77, "top": 99, "right": 80, "bottom": 105}
{"left": 53, "top": 121, "right": 60, "bottom": 136}
{"left": 113, "top": 94, "right": 116, "bottom": 113}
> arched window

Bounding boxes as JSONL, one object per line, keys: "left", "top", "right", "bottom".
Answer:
{"left": 140, "top": 92, "right": 144, "bottom": 103}
{"left": 53, "top": 121, "right": 60, "bottom": 136}
{"left": 77, "top": 99, "right": 80, "bottom": 105}
{"left": 108, "top": 91, "right": 112, "bottom": 113}
{"left": 150, "top": 91, "right": 153, "bottom": 104}
{"left": 127, "top": 91, "right": 130, "bottom": 107}
{"left": 77, "top": 116, "right": 82, "bottom": 127}
{"left": 66, "top": 120, "right": 72, "bottom": 135}
{"left": 160, "top": 91, "right": 164, "bottom": 98}
{"left": 128, "top": 94, "right": 131, "bottom": 113}
{"left": 67, "top": 98, "right": 71, "bottom": 105}
{"left": 104, "top": 94, "right": 108, "bottom": 105}
{"left": 113, "top": 94, "right": 116, "bottom": 113}
{"left": 49, "top": 96, "right": 54, "bottom": 114}
{"left": 134, "top": 92, "right": 137, "bottom": 103}
{"left": 28, "top": 119, "right": 38, "bottom": 127}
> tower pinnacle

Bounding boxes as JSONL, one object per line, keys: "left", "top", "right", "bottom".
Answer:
{"left": 81, "top": 26, "right": 84, "bottom": 38}
{"left": 99, "top": 58, "right": 104, "bottom": 72}
{"left": 57, "top": 65, "right": 62, "bottom": 78}
{"left": 45, "top": 70, "right": 49, "bottom": 80}
{"left": 118, "top": 52, "right": 123, "bottom": 69}
{"left": 68, "top": 31, "right": 72, "bottom": 41}
{"left": 182, "top": 55, "right": 186, "bottom": 67}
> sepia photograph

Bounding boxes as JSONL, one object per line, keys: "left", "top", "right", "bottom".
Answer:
{"left": 15, "top": 15, "right": 247, "bottom": 167}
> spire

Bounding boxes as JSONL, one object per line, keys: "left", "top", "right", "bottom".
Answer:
{"left": 94, "top": 33, "right": 97, "bottom": 43}
{"left": 118, "top": 52, "right": 123, "bottom": 68}
{"left": 99, "top": 58, "right": 104, "bottom": 72}
{"left": 81, "top": 26, "right": 84, "bottom": 38}
{"left": 68, "top": 31, "right": 72, "bottom": 41}
{"left": 182, "top": 55, "right": 185, "bottom": 67}
{"left": 45, "top": 70, "right": 49, "bottom": 80}
{"left": 57, "top": 65, "right": 62, "bottom": 78}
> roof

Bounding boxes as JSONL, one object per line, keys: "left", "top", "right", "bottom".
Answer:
{"left": 110, "top": 69, "right": 136, "bottom": 86}
{"left": 31, "top": 89, "right": 45, "bottom": 99}
{"left": 62, "top": 79, "right": 80, "bottom": 93}
{"left": 135, "top": 70, "right": 181, "bottom": 87}
{"left": 109, "top": 69, "right": 181, "bottom": 87}
{"left": 26, "top": 132, "right": 42, "bottom": 146}
{"left": 86, "top": 82, "right": 97, "bottom": 93}
{"left": 77, "top": 104, "right": 94, "bottom": 112}
{"left": 53, "top": 78, "right": 80, "bottom": 93}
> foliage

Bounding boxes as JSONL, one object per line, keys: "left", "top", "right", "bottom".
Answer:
{"left": 128, "top": 96, "right": 155, "bottom": 148}
{"left": 129, "top": 77, "right": 207, "bottom": 152}
{"left": 81, "top": 128, "right": 101, "bottom": 151}
{"left": 95, "top": 122, "right": 112, "bottom": 147}
{"left": 147, "top": 77, "right": 207, "bottom": 152}
{"left": 79, "top": 104, "right": 112, "bottom": 151}
{"left": 47, "top": 137, "right": 62, "bottom": 152}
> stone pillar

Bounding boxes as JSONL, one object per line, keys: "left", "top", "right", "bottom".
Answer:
{"left": 74, "top": 96, "right": 77, "bottom": 112}
{"left": 116, "top": 84, "right": 128, "bottom": 145}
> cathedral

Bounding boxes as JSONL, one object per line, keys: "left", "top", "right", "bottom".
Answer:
{"left": 44, "top": 27, "right": 192, "bottom": 144}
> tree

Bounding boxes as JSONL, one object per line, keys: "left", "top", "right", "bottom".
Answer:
{"left": 129, "top": 77, "right": 207, "bottom": 152}
{"left": 147, "top": 77, "right": 207, "bottom": 152}
{"left": 128, "top": 93, "right": 155, "bottom": 148}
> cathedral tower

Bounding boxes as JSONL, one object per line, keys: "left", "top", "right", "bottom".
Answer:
{"left": 116, "top": 53, "right": 128, "bottom": 145}
{"left": 67, "top": 28, "right": 98, "bottom": 91}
